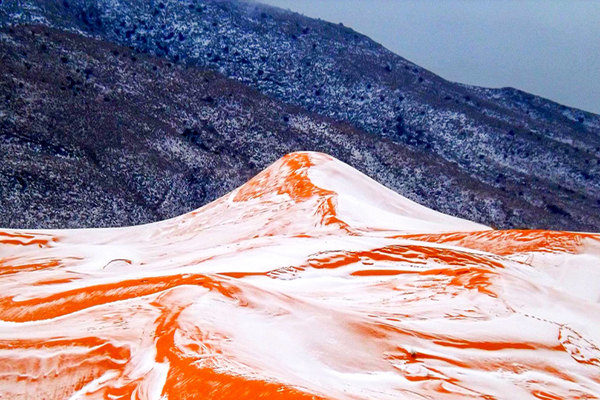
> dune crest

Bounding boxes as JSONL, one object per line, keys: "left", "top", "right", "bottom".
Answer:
{"left": 1, "top": 152, "right": 599, "bottom": 399}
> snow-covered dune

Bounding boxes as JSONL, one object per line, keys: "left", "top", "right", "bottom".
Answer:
{"left": 0, "top": 152, "right": 599, "bottom": 399}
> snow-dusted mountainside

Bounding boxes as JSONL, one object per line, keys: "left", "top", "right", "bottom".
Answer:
{"left": 0, "top": 25, "right": 521, "bottom": 231}
{"left": 1, "top": 0, "right": 600, "bottom": 231}
{"left": 1, "top": 152, "right": 599, "bottom": 399}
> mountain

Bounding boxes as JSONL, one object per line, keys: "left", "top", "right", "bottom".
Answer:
{"left": 1, "top": 0, "right": 600, "bottom": 231}
{"left": 0, "top": 25, "right": 520, "bottom": 230}
{"left": 1, "top": 152, "right": 598, "bottom": 399}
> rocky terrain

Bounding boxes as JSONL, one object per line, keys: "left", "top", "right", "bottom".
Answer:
{"left": 0, "top": 25, "right": 513, "bottom": 229}
{"left": 1, "top": 0, "right": 600, "bottom": 230}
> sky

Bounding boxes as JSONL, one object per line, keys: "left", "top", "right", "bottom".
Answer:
{"left": 258, "top": 0, "right": 600, "bottom": 115}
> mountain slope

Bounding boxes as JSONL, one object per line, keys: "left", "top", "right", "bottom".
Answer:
{"left": 0, "top": 152, "right": 599, "bottom": 399}
{"left": 1, "top": 24, "right": 580, "bottom": 231}
{"left": 1, "top": 0, "right": 599, "bottom": 231}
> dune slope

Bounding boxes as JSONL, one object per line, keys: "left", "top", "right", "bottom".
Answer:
{"left": 0, "top": 152, "right": 599, "bottom": 399}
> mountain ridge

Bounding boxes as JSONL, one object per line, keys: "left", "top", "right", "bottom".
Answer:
{"left": 1, "top": 0, "right": 599, "bottom": 231}
{"left": 3, "top": 23, "right": 582, "bottom": 232}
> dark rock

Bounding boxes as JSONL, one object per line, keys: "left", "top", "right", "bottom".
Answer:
{"left": 0, "top": 1, "right": 599, "bottom": 232}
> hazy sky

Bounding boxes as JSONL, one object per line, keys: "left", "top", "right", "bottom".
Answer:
{"left": 258, "top": 0, "right": 600, "bottom": 114}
